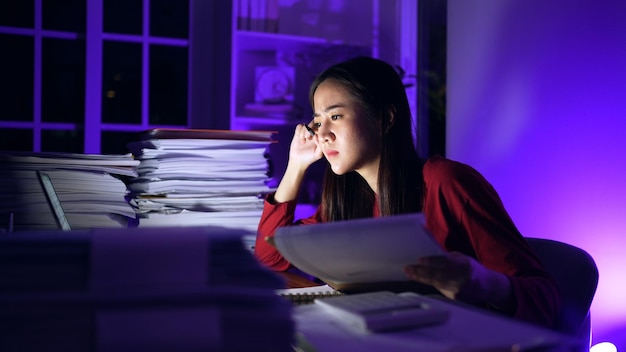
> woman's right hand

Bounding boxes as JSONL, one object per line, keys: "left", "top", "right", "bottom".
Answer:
{"left": 287, "top": 123, "right": 324, "bottom": 170}
{"left": 273, "top": 124, "right": 323, "bottom": 203}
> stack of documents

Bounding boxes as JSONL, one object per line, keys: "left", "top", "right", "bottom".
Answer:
{"left": 0, "top": 152, "right": 139, "bottom": 232}
{"left": 126, "top": 129, "right": 276, "bottom": 235}
{"left": 0, "top": 226, "right": 294, "bottom": 351}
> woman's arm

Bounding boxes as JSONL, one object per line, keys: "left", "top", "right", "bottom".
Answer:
{"left": 407, "top": 156, "right": 560, "bottom": 328}
{"left": 253, "top": 124, "right": 324, "bottom": 271}
{"left": 254, "top": 195, "right": 322, "bottom": 271}
{"left": 404, "top": 251, "right": 515, "bottom": 311}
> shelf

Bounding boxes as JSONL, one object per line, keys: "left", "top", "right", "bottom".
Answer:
{"left": 231, "top": 115, "right": 304, "bottom": 131}
{"left": 229, "top": 0, "right": 413, "bottom": 208}
{"left": 234, "top": 30, "right": 342, "bottom": 52}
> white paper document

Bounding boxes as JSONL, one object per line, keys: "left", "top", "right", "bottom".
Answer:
{"left": 273, "top": 213, "right": 445, "bottom": 285}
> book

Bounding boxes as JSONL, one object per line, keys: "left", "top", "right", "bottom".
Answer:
{"left": 237, "top": 0, "right": 250, "bottom": 30}
{"left": 272, "top": 213, "right": 445, "bottom": 293}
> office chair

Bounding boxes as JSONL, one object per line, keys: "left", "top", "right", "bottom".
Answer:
{"left": 525, "top": 237, "right": 599, "bottom": 350}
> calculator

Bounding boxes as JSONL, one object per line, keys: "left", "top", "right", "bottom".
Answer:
{"left": 314, "top": 291, "right": 449, "bottom": 333}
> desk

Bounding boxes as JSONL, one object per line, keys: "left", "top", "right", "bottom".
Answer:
{"left": 277, "top": 271, "right": 582, "bottom": 351}
{"left": 293, "top": 293, "right": 582, "bottom": 352}
{"left": 277, "top": 271, "right": 321, "bottom": 289}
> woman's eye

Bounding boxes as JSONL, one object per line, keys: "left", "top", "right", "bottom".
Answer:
{"left": 330, "top": 115, "right": 341, "bottom": 121}
{"left": 313, "top": 122, "right": 322, "bottom": 128}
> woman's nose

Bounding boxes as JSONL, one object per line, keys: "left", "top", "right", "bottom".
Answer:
{"left": 316, "top": 123, "right": 333, "bottom": 141}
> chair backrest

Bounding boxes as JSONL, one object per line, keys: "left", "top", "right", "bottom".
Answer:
{"left": 525, "top": 238, "right": 599, "bottom": 345}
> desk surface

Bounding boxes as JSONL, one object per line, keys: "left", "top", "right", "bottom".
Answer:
{"left": 293, "top": 293, "right": 582, "bottom": 352}
{"left": 278, "top": 271, "right": 582, "bottom": 351}
{"left": 277, "top": 271, "right": 320, "bottom": 289}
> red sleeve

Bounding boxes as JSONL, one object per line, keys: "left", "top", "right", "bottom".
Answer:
{"left": 254, "top": 193, "right": 322, "bottom": 271}
{"left": 422, "top": 155, "right": 561, "bottom": 328}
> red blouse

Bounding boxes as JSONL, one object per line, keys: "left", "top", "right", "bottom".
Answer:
{"left": 254, "top": 155, "right": 560, "bottom": 328}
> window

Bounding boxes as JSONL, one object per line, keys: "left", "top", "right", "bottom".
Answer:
{"left": 0, "top": 0, "right": 190, "bottom": 154}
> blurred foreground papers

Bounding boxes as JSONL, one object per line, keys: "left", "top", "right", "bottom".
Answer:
{"left": 0, "top": 226, "right": 293, "bottom": 352}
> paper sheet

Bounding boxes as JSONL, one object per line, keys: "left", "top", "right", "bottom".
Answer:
{"left": 273, "top": 213, "right": 445, "bottom": 285}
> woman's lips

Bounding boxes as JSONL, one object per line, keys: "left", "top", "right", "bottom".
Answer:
{"left": 325, "top": 150, "right": 339, "bottom": 158}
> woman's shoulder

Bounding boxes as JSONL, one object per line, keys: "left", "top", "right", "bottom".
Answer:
{"left": 423, "top": 155, "right": 487, "bottom": 189}
{"left": 424, "top": 155, "right": 472, "bottom": 177}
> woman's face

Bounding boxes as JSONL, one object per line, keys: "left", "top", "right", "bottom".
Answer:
{"left": 312, "top": 79, "right": 381, "bottom": 180}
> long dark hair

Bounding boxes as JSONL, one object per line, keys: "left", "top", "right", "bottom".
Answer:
{"left": 309, "top": 56, "right": 425, "bottom": 222}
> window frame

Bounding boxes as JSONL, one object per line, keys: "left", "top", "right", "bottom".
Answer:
{"left": 0, "top": 0, "right": 197, "bottom": 154}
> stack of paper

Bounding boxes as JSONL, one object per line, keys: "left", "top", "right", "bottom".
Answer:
{"left": 126, "top": 129, "right": 276, "bottom": 235}
{"left": 0, "top": 152, "right": 139, "bottom": 232}
{"left": 0, "top": 226, "right": 294, "bottom": 351}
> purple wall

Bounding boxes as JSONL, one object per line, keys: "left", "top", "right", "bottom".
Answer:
{"left": 448, "top": 0, "right": 626, "bottom": 349}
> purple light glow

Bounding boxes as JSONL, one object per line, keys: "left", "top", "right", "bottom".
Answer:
{"left": 448, "top": 0, "right": 626, "bottom": 349}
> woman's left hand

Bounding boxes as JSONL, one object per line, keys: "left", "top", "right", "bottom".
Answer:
{"left": 403, "top": 252, "right": 512, "bottom": 308}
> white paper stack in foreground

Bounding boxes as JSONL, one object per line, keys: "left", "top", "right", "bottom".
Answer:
{"left": 0, "top": 226, "right": 294, "bottom": 351}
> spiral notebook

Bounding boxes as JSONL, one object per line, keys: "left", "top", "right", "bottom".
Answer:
{"left": 277, "top": 284, "right": 343, "bottom": 305}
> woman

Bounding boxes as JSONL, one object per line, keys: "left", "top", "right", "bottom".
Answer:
{"left": 254, "top": 56, "right": 560, "bottom": 328}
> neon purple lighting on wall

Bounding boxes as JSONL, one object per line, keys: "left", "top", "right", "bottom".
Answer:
{"left": 448, "top": 0, "right": 626, "bottom": 350}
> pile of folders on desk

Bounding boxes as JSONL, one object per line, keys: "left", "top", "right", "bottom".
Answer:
{"left": 0, "top": 226, "right": 294, "bottom": 352}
